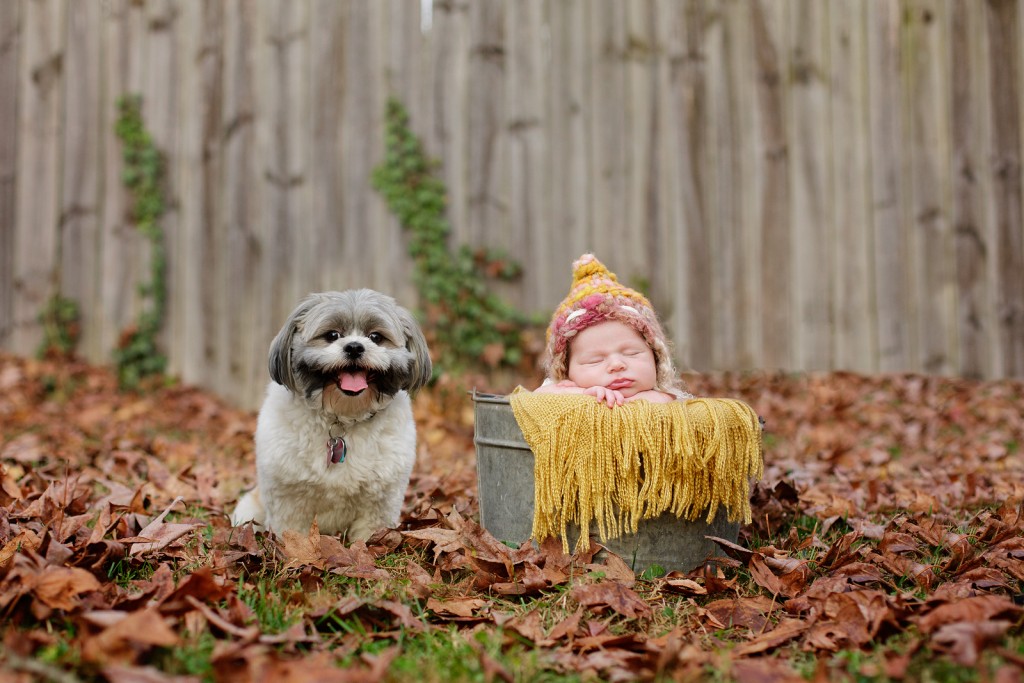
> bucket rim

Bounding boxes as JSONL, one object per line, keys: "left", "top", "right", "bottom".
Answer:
{"left": 470, "top": 389, "right": 511, "bottom": 405}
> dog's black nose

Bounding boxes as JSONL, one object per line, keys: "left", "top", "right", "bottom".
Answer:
{"left": 344, "top": 341, "right": 364, "bottom": 357}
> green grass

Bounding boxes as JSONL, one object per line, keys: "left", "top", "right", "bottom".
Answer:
{"left": 161, "top": 630, "right": 217, "bottom": 682}
{"left": 107, "top": 557, "right": 157, "bottom": 587}
{"left": 34, "top": 621, "right": 80, "bottom": 667}
{"left": 237, "top": 578, "right": 303, "bottom": 634}
{"left": 379, "top": 626, "right": 581, "bottom": 683}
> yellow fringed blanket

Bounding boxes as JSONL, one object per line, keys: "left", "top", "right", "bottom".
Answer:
{"left": 509, "top": 390, "right": 764, "bottom": 553}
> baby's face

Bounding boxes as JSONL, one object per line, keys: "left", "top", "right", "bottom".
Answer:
{"left": 566, "top": 320, "right": 658, "bottom": 397}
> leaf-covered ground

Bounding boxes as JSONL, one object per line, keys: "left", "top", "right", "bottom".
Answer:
{"left": 1, "top": 351, "right": 1023, "bottom": 682}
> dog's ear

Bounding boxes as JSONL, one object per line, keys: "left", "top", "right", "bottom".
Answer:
{"left": 398, "top": 305, "right": 433, "bottom": 395}
{"left": 268, "top": 295, "right": 318, "bottom": 391}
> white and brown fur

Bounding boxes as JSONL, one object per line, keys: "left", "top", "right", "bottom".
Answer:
{"left": 231, "top": 289, "right": 431, "bottom": 540}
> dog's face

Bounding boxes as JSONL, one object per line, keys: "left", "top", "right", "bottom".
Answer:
{"left": 268, "top": 290, "right": 432, "bottom": 417}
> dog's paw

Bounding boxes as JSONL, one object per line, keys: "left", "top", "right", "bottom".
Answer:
{"left": 230, "top": 488, "right": 265, "bottom": 527}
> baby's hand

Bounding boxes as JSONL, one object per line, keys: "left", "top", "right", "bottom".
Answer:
{"left": 584, "top": 385, "right": 626, "bottom": 407}
{"left": 624, "top": 389, "right": 676, "bottom": 404}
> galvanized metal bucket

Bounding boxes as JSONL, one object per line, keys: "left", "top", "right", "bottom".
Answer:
{"left": 472, "top": 391, "right": 740, "bottom": 574}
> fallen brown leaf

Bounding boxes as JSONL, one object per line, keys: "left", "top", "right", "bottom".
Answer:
{"left": 571, "top": 582, "right": 652, "bottom": 620}
{"left": 81, "top": 608, "right": 179, "bottom": 664}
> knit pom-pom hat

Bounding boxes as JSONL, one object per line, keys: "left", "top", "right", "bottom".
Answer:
{"left": 544, "top": 254, "right": 678, "bottom": 391}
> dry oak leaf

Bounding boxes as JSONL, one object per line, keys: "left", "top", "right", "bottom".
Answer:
{"left": 732, "top": 618, "right": 809, "bottom": 657}
{"left": 728, "top": 658, "right": 806, "bottom": 683}
{"left": 749, "top": 554, "right": 784, "bottom": 596}
{"left": 128, "top": 497, "right": 202, "bottom": 556}
{"left": 426, "top": 596, "right": 491, "bottom": 621}
{"left": 703, "top": 597, "right": 770, "bottom": 634}
{"left": 570, "top": 647, "right": 647, "bottom": 679}
{"left": 707, "top": 536, "right": 755, "bottom": 564}
{"left": 661, "top": 577, "right": 707, "bottom": 596}
{"left": 401, "top": 527, "right": 464, "bottom": 562}
{"left": 157, "top": 567, "right": 233, "bottom": 616}
{"left": 803, "top": 590, "right": 893, "bottom": 651}
{"left": 959, "top": 567, "right": 1016, "bottom": 592}
{"left": 325, "top": 541, "right": 392, "bottom": 581}
{"left": 487, "top": 561, "right": 550, "bottom": 596}
{"left": 572, "top": 620, "right": 648, "bottom": 653}
{"left": 831, "top": 561, "right": 885, "bottom": 586}
{"left": 403, "top": 559, "right": 434, "bottom": 600}
{"left": 931, "top": 620, "right": 1015, "bottom": 666}
{"left": 102, "top": 664, "right": 201, "bottom": 683}
{"left": 588, "top": 551, "right": 636, "bottom": 586}
{"left": 81, "top": 607, "right": 179, "bottom": 664}
{"left": 916, "top": 595, "right": 1023, "bottom": 634}
{"left": 32, "top": 565, "right": 101, "bottom": 611}
{"left": 547, "top": 610, "right": 584, "bottom": 644}
{"left": 570, "top": 582, "right": 652, "bottom": 620}
{"left": 0, "top": 529, "right": 42, "bottom": 570}
{"left": 502, "top": 609, "right": 547, "bottom": 644}
{"left": 278, "top": 524, "right": 326, "bottom": 568}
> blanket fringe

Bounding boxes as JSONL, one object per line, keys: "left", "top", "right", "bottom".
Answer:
{"left": 510, "top": 390, "right": 764, "bottom": 553}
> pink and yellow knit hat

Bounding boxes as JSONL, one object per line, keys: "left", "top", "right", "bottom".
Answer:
{"left": 544, "top": 253, "right": 678, "bottom": 390}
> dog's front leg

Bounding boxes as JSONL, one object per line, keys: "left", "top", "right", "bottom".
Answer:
{"left": 346, "top": 504, "right": 398, "bottom": 542}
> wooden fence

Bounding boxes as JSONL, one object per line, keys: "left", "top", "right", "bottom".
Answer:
{"left": 1, "top": 0, "right": 1023, "bottom": 409}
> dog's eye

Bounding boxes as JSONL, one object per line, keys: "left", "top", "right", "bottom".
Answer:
{"left": 323, "top": 331, "right": 340, "bottom": 343}
{"left": 368, "top": 332, "right": 385, "bottom": 344}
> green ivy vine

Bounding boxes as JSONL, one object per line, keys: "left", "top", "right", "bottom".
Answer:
{"left": 372, "top": 98, "right": 527, "bottom": 374}
{"left": 37, "top": 294, "right": 80, "bottom": 358}
{"left": 112, "top": 94, "right": 168, "bottom": 389}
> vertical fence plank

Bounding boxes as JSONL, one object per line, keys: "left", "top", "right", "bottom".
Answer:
{"left": 715, "top": 0, "right": 759, "bottom": 370}
{"left": 789, "top": 0, "right": 833, "bottom": 371}
{"left": 60, "top": 1, "right": 103, "bottom": 360}
{"left": 140, "top": 0, "right": 182, "bottom": 376}
{"left": 429, "top": 0, "right": 472, "bottom": 262}
{"left": 544, "top": 0, "right": 590, "bottom": 315}
{"left": 588, "top": 0, "right": 628, "bottom": 262}
{"left": 99, "top": 0, "right": 146, "bottom": 359}
{"left": 623, "top": 0, "right": 658, "bottom": 302}
{"left": 988, "top": 0, "right": 1024, "bottom": 375}
{"left": 176, "top": 0, "right": 223, "bottom": 386}
{"left": 507, "top": 0, "right": 548, "bottom": 311}
{"left": 381, "top": 1, "right": 425, "bottom": 303}
{"left": 221, "top": 0, "right": 263, "bottom": 399}
{"left": 665, "top": 0, "right": 713, "bottom": 373}
{"left": 707, "top": 0, "right": 744, "bottom": 370}
{"left": 653, "top": 0, "right": 686, "bottom": 369}
{"left": 729, "top": 0, "right": 761, "bottom": 370}
{"left": 309, "top": 0, "right": 345, "bottom": 294}
{"left": 258, "top": 0, "right": 309, "bottom": 330}
{"left": 751, "top": 0, "right": 791, "bottom": 370}
{"left": 0, "top": 0, "right": 18, "bottom": 347}
{"left": 951, "top": 2, "right": 995, "bottom": 379}
{"left": 867, "top": 0, "right": 911, "bottom": 372}
{"left": 338, "top": 1, "right": 375, "bottom": 291}
{"left": 11, "top": 0, "right": 64, "bottom": 353}
{"left": 905, "top": 0, "right": 957, "bottom": 375}
{"left": 829, "top": 1, "right": 874, "bottom": 372}
{"left": 466, "top": 1, "right": 507, "bottom": 253}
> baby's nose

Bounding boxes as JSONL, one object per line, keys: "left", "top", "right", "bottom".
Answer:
{"left": 607, "top": 354, "right": 627, "bottom": 370}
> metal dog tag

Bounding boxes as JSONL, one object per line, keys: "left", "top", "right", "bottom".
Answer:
{"left": 327, "top": 436, "right": 347, "bottom": 464}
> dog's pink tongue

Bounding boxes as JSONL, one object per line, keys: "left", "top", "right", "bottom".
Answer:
{"left": 339, "top": 371, "right": 368, "bottom": 393}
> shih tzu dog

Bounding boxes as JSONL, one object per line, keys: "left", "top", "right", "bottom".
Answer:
{"left": 231, "top": 289, "right": 432, "bottom": 540}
